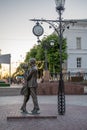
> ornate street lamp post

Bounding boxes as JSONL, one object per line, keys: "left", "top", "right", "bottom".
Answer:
{"left": 55, "top": 0, "right": 65, "bottom": 115}
{"left": 42, "top": 38, "right": 55, "bottom": 81}
{"left": 30, "top": 0, "right": 76, "bottom": 115}
{"left": 42, "top": 38, "right": 55, "bottom": 71}
{"left": 30, "top": 0, "right": 65, "bottom": 115}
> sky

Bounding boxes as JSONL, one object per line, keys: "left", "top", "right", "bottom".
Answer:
{"left": 0, "top": 0, "right": 87, "bottom": 65}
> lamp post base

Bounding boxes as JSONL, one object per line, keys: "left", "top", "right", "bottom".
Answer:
{"left": 58, "top": 79, "right": 65, "bottom": 115}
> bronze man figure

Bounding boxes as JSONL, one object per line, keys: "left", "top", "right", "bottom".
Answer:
{"left": 21, "top": 58, "right": 40, "bottom": 114}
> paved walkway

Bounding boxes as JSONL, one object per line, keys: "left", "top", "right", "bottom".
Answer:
{"left": 0, "top": 95, "right": 87, "bottom": 106}
{"left": 0, "top": 95, "right": 87, "bottom": 130}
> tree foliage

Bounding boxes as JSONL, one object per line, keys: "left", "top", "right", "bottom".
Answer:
{"left": 12, "top": 34, "right": 67, "bottom": 78}
{"left": 25, "top": 34, "right": 67, "bottom": 73}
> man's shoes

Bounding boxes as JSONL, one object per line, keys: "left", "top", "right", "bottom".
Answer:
{"left": 20, "top": 106, "right": 28, "bottom": 114}
{"left": 31, "top": 108, "right": 40, "bottom": 114}
{"left": 31, "top": 108, "right": 40, "bottom": 112}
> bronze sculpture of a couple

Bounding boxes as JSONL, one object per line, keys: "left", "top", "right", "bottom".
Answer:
{"left": 20, "top": 58, "right": 40, "bottom": 114}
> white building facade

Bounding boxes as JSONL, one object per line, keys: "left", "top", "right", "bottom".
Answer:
{"left": 64, "top": 20, "right": 87, "bottom": 74}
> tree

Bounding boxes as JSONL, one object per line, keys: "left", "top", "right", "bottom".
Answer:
{"left": 13, "top": 34, "right": 67, "bottom": 79}
{"left": 25, "top": 34, "right": 67, "bottom": 73}
{"left": 40, "top": 34, "right": 67, "bottom": 73}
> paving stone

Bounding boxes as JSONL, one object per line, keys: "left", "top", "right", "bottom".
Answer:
{"left": 0, "top": 96, "right": 87, "bottom": 130}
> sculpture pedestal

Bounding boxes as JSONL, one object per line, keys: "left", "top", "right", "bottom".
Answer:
{"left": 43, "top": 70, "right": 50, "bottom": 82}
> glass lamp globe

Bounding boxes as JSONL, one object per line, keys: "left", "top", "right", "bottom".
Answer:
{"left": 55, "top": 0, "right": 65, "bottom": 10}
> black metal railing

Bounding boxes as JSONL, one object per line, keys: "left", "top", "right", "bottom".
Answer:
{"left": 50, "top": 72, "right": 87, "bottom": 82}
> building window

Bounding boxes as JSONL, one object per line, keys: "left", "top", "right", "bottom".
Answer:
{"left": 76, "top": 37, "right": 81, "bottom": 49}
{"left": 77, "top": 57, "right": 81, "bottom": 68}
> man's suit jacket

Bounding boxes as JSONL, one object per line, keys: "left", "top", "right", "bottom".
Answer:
{"left": 27, "top": 65, "right": 38, "bottom": 88}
